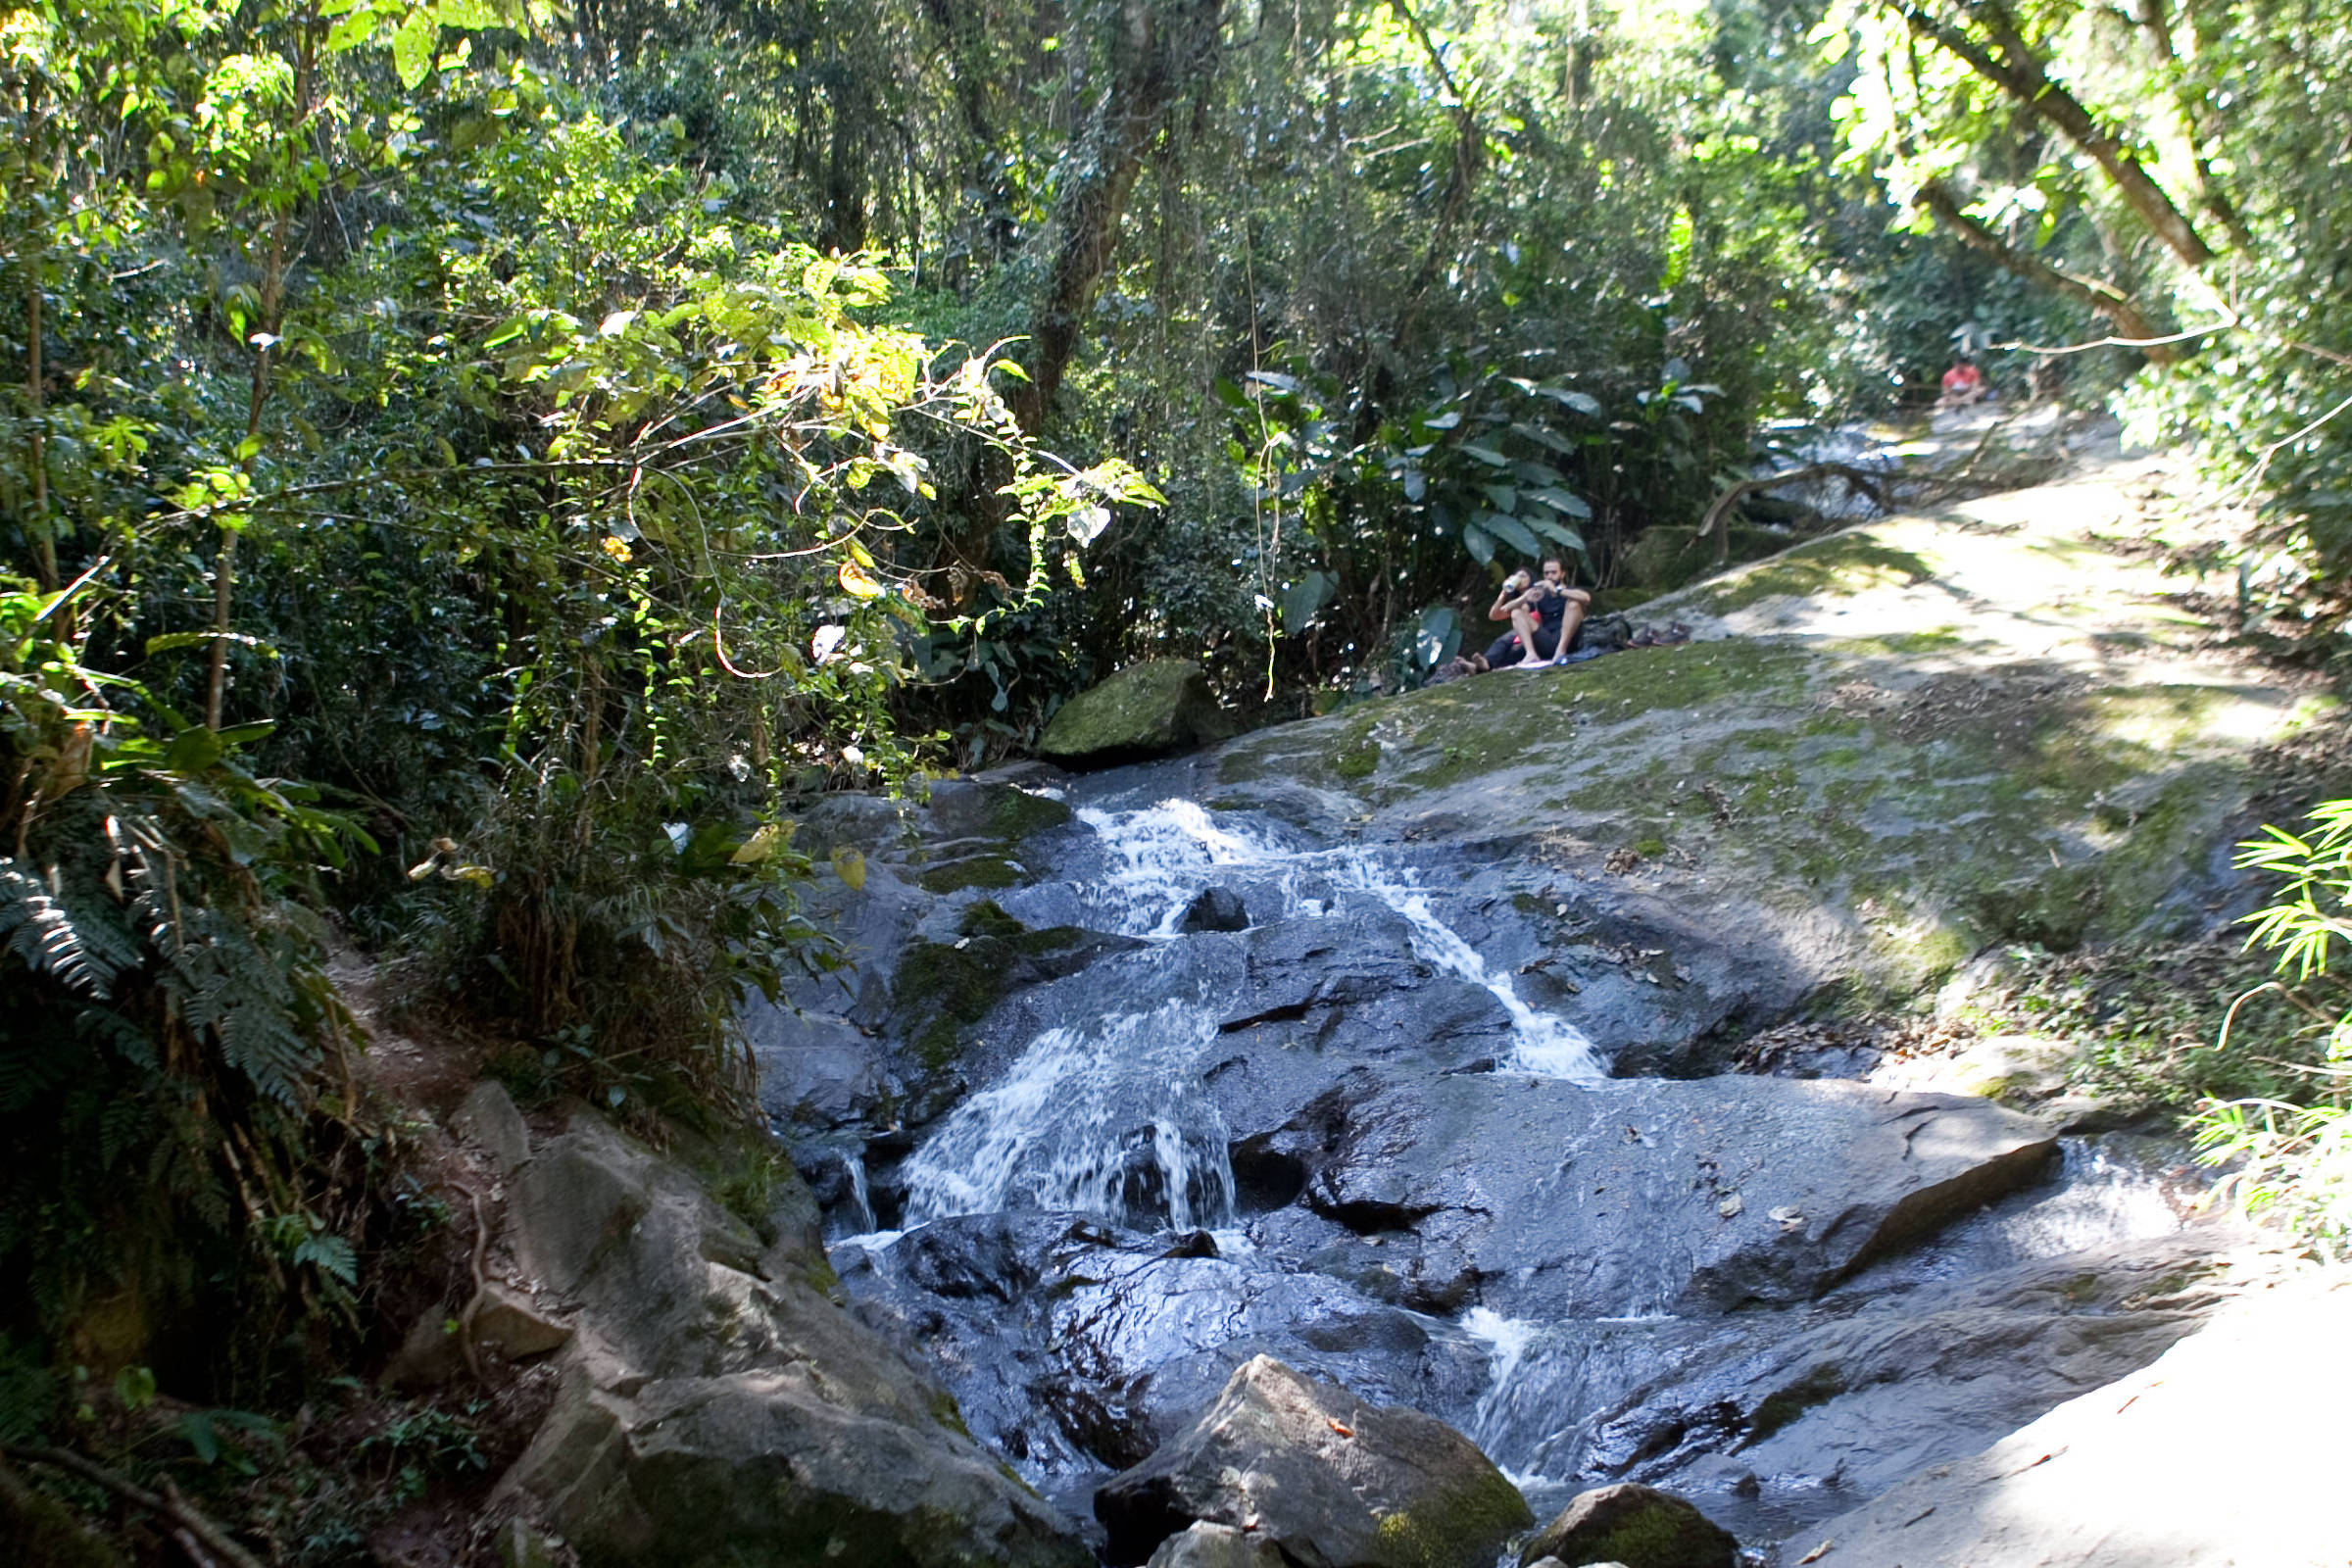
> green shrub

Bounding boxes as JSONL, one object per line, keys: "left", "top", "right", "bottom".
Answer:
{"left": 2190, "top": 801, "right": 2352, "bottom": 1258}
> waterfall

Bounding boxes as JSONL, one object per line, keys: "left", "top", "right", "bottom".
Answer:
{"left": 895, "top": 799, "right": 1602, "bottom": 1234}
{"left": 1335, "top": 864, "right": 1605, "bottom": 1084}
{"left": 900, "top": 999, "right": 1238, "bottom": 1229}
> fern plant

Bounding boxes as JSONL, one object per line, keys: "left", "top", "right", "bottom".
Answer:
{"left": 0, "top": 574, "right": 375, "bottom": 1395}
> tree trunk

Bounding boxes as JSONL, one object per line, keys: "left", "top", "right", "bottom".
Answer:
{"left": 209, "top": 8, "right": 317, "bottom": 731}
{"left": 1011, "top": 0, "right": 1223, "bottom": 433}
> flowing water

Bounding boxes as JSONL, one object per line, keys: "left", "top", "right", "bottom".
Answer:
{"left": 891, "top": 797, "right": 1605, "bottom": 1234}
{"left": 820, "top": 782, "right": 2218, "bottom": 1545}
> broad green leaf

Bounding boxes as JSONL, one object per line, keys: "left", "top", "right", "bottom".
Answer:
{"left": 165, "top": 726, "right": 224, "bottom": 773}
{"left": 437, "top": 0, "right": 503, "bottom": 26}
{"left": 391, "top": 10, "right": 436, "bottom": 87}
{"left": 1480, "top": 511, "right": 1542, "bottom": 557}
{"left": 1528, "top": 486, "right": 1593, "bottom": 519}
{"left": 1534, "top": 386, "right": 1603, "bottom": 416}
{"left": 1461, "top": 520, "right": 1495, "bottom": 564}
{"left": 1460, "top": 443, "right": 1511, "bottom": 466}
{"left": 1526, "top": 515, "right": 1587, "bottom": 553}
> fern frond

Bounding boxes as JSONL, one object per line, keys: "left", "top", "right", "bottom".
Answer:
{"left": 0, "top": 863, "right": 138, "bottom": 998}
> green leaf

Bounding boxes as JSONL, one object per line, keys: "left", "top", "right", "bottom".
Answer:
{"left": 1460, "top": 443, "right": 1511, "bottom": 466}
{"left": 1527, "top": 486, "right": 1593, "bottom": 519}
{"left": 165, "top": 727, "right": 224, "bottom": 773}
{"left": 391, "top": 10, "right": 436, "bottom": 88}
{"left": 1480, "top": 511, "right": 1542, "bottom": 558}
{"left": 324, "top": 12, "right": 379, "bottom": 53}
{"left": 1525, "top": 515, "right": 1587, "bottom": 553}
{"left": 1533, "top": 386, "right": 1603, "bottom": 416}
{"left": 1461, "top": 520, "right": 1495, "bottom": 564}
{"left": 437, "top": 0, "right": 502, "bottom": 26}
{"left": 1483, "top": 484, "right": 1518, "bottom": 513}
{"left": 831, "top": 845, "right": 866, "bottom": 890}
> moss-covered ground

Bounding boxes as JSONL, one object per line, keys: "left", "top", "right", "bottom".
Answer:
{"left": 1210, "top": 461, "right": 2329, "bottom": 1010}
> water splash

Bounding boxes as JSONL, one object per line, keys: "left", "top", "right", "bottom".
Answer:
{"left": 900, "top": 1000, "right": 1237, "bottom": 1230}
{"left": 843, "top": 1149, "right": 877, "bottom": 1233}
{"left": 1336, "top": 863, "right": 1606, "bottom": 1084}
{"left": 1070, "top": 799, "right": 1296, "bottom": 935}
{"left": 1065, "top": 800, "right": 1606, "bottom": 1082}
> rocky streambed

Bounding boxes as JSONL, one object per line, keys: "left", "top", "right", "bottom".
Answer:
{"left": 741, "top": 454, "right": 2315, "bottom": 1563}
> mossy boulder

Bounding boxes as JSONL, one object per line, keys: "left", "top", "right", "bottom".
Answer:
{"left": 1620, "top": 521, "right": 1791, "bottom": 595}
{"left": 1094, "top": 1353, "right": 1531, "bottom": 1568}
{"left": 888, "top": 904, "right": 1140, "bottom": 1068}
{"left": 1040, "top": 660, "right": 1228, "bottom": 765}
{"left": 1519, "top": 1484, "right": 1738, "bottom": 1568}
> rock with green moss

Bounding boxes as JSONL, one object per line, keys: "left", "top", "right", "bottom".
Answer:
{"left": 888, "top": 913, "right": 1139, "bottom": 1070}
{"left": 1210, "top": 462, "right": 2331, "bottom": 1054}
{"left": 493, "top": 1107, "right": 1091, "bottom": 1568}
{"left": 1519, "top": 1484, "right": 1737, "bottom": 1568}
{"left": 1040, "top": 660, "right": 1228, "bottom": 764}
{"left": 1094, "top": 1353, "right": 1531, "bottom": 1568}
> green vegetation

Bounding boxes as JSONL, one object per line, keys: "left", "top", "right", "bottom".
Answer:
{"left": 2189, "top": 804, "right": 2352, "bottom": 1259}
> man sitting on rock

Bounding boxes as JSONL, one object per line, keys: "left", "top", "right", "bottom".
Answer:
{"left": 1485, "top": 556, "right": 1591, "bottom": 669}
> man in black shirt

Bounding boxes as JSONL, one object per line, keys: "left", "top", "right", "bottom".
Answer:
{"left": 1484, "top": 556, "right": 1591, "bottom": 669}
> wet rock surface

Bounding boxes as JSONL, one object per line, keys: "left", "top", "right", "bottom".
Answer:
{"left": 1520, "top": 1483, "right": 1738, "bottom": 1568}
{"left": 739, "top": 461, "right": 2303, "bottom": 1560}
{"left": 1093, "top": 1354, "right": 1532, "bottom": 1568}
{"left": 484, "top": 1107, "right": 1090, "bottom": 1568}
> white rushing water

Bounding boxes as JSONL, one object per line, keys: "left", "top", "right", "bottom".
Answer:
{"left": 896, "top": 798, "right": 1604, "bottom": 1232}
{"left": 899, "top": 999, "right": 1238, "bottom": 1229}
{"left": 1068, "top": 799, "right": 1604, "bottom": 1081}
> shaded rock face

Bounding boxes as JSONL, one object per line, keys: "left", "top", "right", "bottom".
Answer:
{"left": 486, "top": 1110, "right": 1090, "bottom": 1568}
{"left": 1520, "top": 1484, "right": 1737, "bottom": 1568}
{"left": 1094, "top": 1355, "right": 1532, "bottom": 1568}
{"left": 1040, "top": 660, "right": 1228, "bottom": 765}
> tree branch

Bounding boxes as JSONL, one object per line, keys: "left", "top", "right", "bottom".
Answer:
{"left": 1896, "top": 1, "right": 2215, "bottom": 270}
{"left": 2, "top": 1444, "right": 267, "bottom": 1568}
{"left": 1916, "top": 179, "right": 2179, "bottom": 362}
{"left": 1697, "top": 465, "right": 1892, "bottom": 566}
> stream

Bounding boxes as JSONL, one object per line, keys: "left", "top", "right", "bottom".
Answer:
{"left": 776, "top": 763, "right": 2223, "bottom": 1554}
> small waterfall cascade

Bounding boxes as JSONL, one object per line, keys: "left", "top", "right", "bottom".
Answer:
{"left": 1336, "top": 864, "right": 1604, "bottom": 1084}
{"left": 899, "top": 999, "right": 1237, "bottom": 1229}
{"left": 893, "top": 798, "right": 1605, "bottom": 1230}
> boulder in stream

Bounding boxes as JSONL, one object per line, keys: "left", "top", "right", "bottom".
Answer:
{"left": 1520, "top": 1483, "right": 1738, "bottom": 1568}
{"left": 488, "top": 1108, "right": 1090, "bottom": 1568}
{"left": 1094, "top": 1353, "right": 1532, "bottom": 1567}
{"left": 1041, "top": 660, "right": 1228, "bottom": 764}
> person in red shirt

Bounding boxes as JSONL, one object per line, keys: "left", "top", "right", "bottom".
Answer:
{"left": 1939, "top": 360, "right": 1986, "bottom": 409}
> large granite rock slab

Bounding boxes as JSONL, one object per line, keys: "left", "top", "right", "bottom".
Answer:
{"left": 1041, "top": 661, "right": 1228, "bottom": 765}
{"left": 1787, "top": 1265, "right": 2343, "bottom": 1568}
{"left": 1240, "top": 1067, "right": 2059, "bottom": 1317}
{"left": 1094, "top": 1354, "right": 1531, "bottom": 1567}
{"left": 491, "top": 1109, "right": 1088, "bottom": 1568}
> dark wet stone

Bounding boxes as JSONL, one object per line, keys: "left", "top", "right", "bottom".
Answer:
{"left": 1094, "top": 1354, "right": 1530, "bottom": 1568}
{"left": 1180, "top": 886, "right": 1250, "bottom": 933}
{"left": 1520, "top": 1483, "right": 1738, "bottom": 1568}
